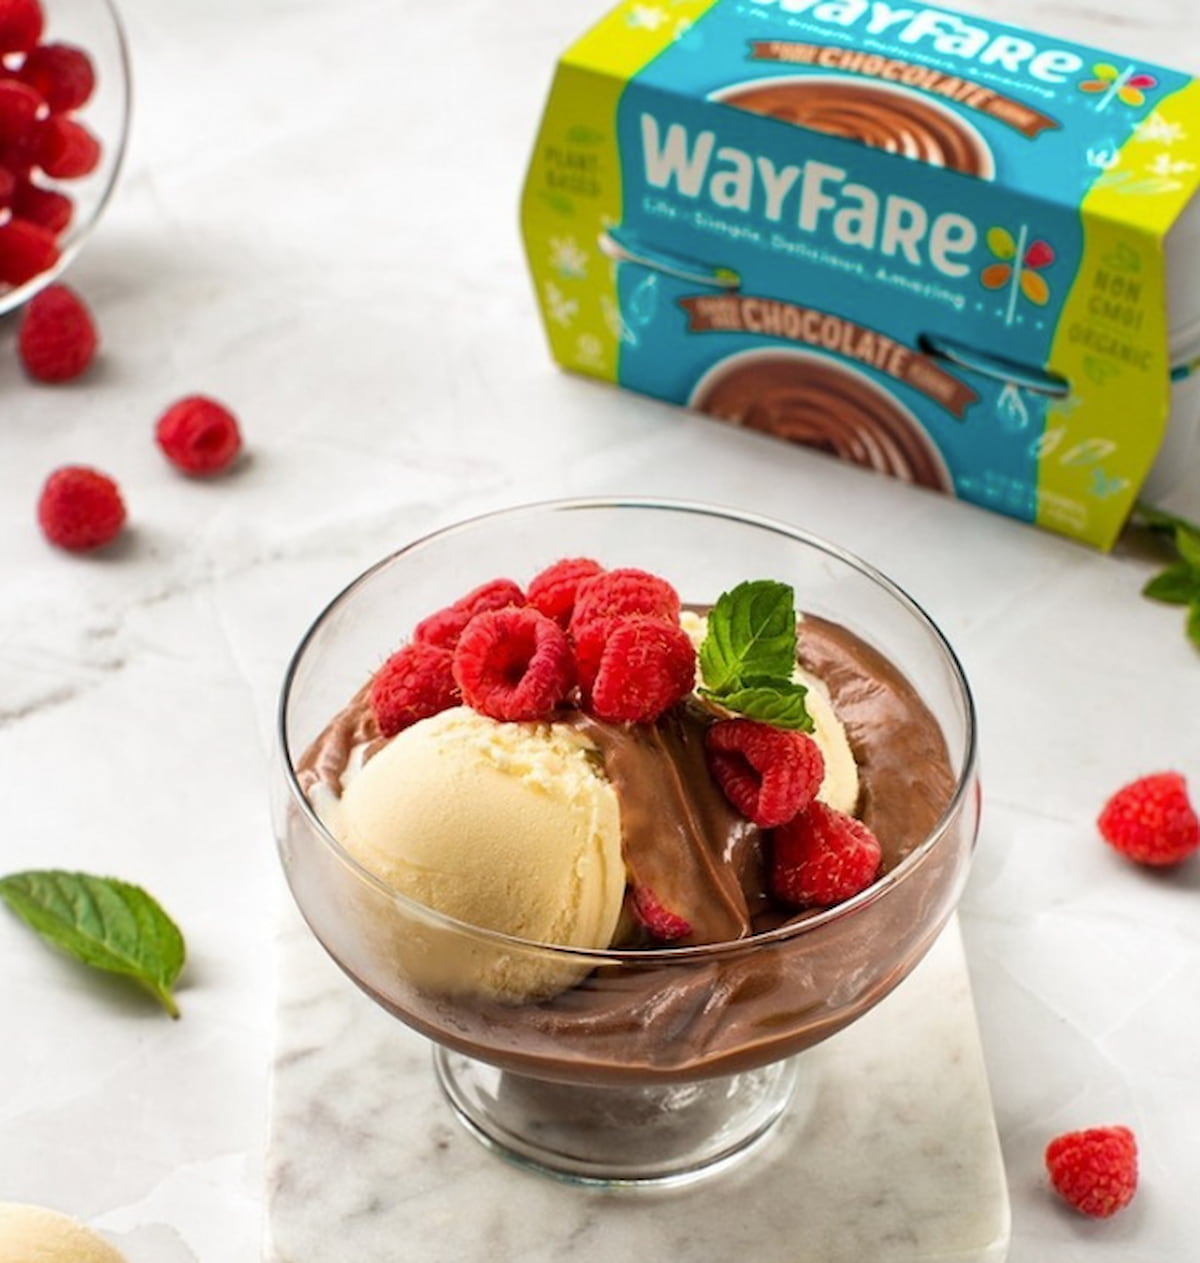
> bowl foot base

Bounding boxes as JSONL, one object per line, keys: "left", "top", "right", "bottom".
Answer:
{"left": 433, "top": 1047, "right": 799, "bottom": 1187}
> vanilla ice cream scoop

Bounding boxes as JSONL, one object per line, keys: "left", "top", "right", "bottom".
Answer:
{"left": 0, "top": 1204, "right": 127, "bottom": 1263}
{"left": 319, "top": 706, "right": 625, "bottom": 1001}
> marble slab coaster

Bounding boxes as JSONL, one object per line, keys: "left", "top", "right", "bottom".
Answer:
{"left": 265, "top": 913, "right": 1010, "bottom": 1263}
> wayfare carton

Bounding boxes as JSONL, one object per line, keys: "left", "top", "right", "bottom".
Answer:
{"left": 521, "top": 0, "right": 1200, "bottom": 548}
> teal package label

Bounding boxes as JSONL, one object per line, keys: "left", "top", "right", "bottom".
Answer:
{"left": 604, "top": 0, "right": 1195, "bottom": 521}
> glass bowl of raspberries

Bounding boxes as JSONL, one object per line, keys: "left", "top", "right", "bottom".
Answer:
{"left": 273, "top": 498, "right": 980, "bottom": 1186}
{"left": 0, "top": 0, "right": 130, "bottom": 313}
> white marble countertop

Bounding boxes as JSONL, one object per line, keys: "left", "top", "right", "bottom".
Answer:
{"left": 1, "top": 0, "right": 1198, "bottom": 1259}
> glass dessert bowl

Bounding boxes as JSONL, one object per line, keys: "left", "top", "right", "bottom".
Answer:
{"left": 0, "top": 0, "right": 131, "bottom": 315}
{"left": 273, "top": 498, "right": 980, "bottom": 1186}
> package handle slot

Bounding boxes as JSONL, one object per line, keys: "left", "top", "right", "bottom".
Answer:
{"left": 599, "top": 228, "right": 742, "bottom": 290}
{"left": 919, "top": 333, "right": 1070, "bottom": 399}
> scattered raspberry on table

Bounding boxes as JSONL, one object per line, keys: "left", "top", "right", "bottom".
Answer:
{"left": 37, "top": 464, "right": 125, "bottom": 552}
{"left": 154, "top": 395, "right": 244, "bottom": 476}
{"left": 1045, "top": 1125, "right": 1138, "bottom": 1218}
{"left": 17, "top": 282, "right": 97, "bottom": 381}
{"left": 1097, "top": 771, "right": 1199, "bottom": 866}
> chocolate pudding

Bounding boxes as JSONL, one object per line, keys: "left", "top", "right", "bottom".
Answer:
{"left": 291, "top": 612, "right": 971, "bottom": 1085}
{"left": 721, "top": 78, "right": 991, "bottom": 176}
{"left": 692, "top": 354, "right": 952, "bottom": 491}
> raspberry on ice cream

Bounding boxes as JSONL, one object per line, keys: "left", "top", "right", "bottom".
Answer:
{"left": 414, "top": 578, "right": 524, "bottom": 650}
{"left": 452, "top": 607, "right": 574, "bottom": 722}
{"left": 705, "top": 717, "right": 824, "bottom": 827}
{"left": 369, "top": 642, "right": 458, "bottom": 737}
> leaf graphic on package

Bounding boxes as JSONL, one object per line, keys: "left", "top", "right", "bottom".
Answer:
{"left": 565, "top": 125, "right": 606, "bottom": 146}
{"left": 628, "top": 273, "right": 659, "bottom": 327}
{"left": 0, "top": 870, "right": 186, "bottom": 1017}
{"left": 537, "top": 189, "right": 575, "bottom": 218}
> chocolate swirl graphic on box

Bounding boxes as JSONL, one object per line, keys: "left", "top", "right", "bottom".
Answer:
{"left": 720, "top": 78, "right": 994, "bottom": 177}
{"left": 690, "top": 351, "right": 953, "bottom": 491}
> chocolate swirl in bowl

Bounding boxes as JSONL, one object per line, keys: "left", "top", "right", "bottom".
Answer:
{"left": 721, "top": 79, "right": 992, "bottom": 176}
{"left": 691, "top": 353, "right": 952, "bottom": 491}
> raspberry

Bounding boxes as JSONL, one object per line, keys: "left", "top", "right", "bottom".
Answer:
{"left": 18, "top": 283, "right": 97, "bottom": 382}
{"left": 631, "top": 886, "right": 692, "bottom": 941}
{"left": 770, "top": 801, "right": 882, "bottom": 907}
{"left": 0, "top": 166, "right": 13, "bottom": 209}
{"left": 452, "top": 607, "right": 574, "bottom": 722}
{"left": 11, "top": 179, "right": 73, "bottom": 234}
{"left": 0, "top": 80, "right": 42, "bottom": 146}
{"left": 586, "top": 616, "right": 696, "bottom": 724}
{"left": 414, "top": 578, "right": 524, "bottom": 650}
{"left": 155, "top": 395, "right": 243, "bottom": 476}
{"left": 36, "top": 464, "right": 125, "bottom": 552}
{"left": 705, "top": 718, "right": 825, "bottom": 827}
{"left": 570, "top": 617, "right": 613, "bottom": 696}
{"left": 526, "top": 557, "right": 605, "bottom": 627}
{"left": 0, "top": 0, "right": 43, "bottom": 54}
{"left": 18, "top": 42, "right": 96, "bottom": 113}
{"left": 569, "top": 567, "right": 681, "bottom": 634}
{"left": 1045, "top": 1126, "right": 1138, "bottom": 1218}
{"left": 1097, "top": 771, "right": 1199, "bottom": 866}
{"left": 0, "top": 216, "right": 59, "bottom": 286}
{"left": 35, "top": 114, "right": 100, "bottom": 179}
{"left": 369, "top": 642, "right": 458, "bottom": 738}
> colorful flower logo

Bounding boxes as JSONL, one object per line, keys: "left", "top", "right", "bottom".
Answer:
{"left": 1079, "top": 63, "right": 1158, "bottom": 112}
{"left": 981, "top": 226, "right": 1054, "bottom": 325}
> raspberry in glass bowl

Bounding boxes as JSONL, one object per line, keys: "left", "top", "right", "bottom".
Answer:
{"left": 0, "top": 0, "right": 130, "bottom": 314}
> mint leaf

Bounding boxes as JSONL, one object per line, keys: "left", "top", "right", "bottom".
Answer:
{"left": 701, "top": 677, "right": 814, "bottom": 731}
{"left": 1132, "top": 502, "right": 1191, "bottom": 537}
{"left": 699, "top": 580, "right": 797, "bottom": 694}
{"left": 1130, "top": 504, "right": 1200, "bottom": 654}
{"left": 1143, "top": 562, "right": 1200, "bottom": 605}
{"left": 0, "top": 871, "right": 185, "bottom": 1018}
{"left": 1176, "top": 524, "right": 1200, "bottom": 571}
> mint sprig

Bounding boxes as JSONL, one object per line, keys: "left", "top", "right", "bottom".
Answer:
{"left": 1131, "top": 503, "right": 1200, "bottom": 651}
{"left": 0, "top": 870, "right": 186, "bottom": 1018}
{"left": 697, "top": 580, "right": 814, "bottom": 731}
